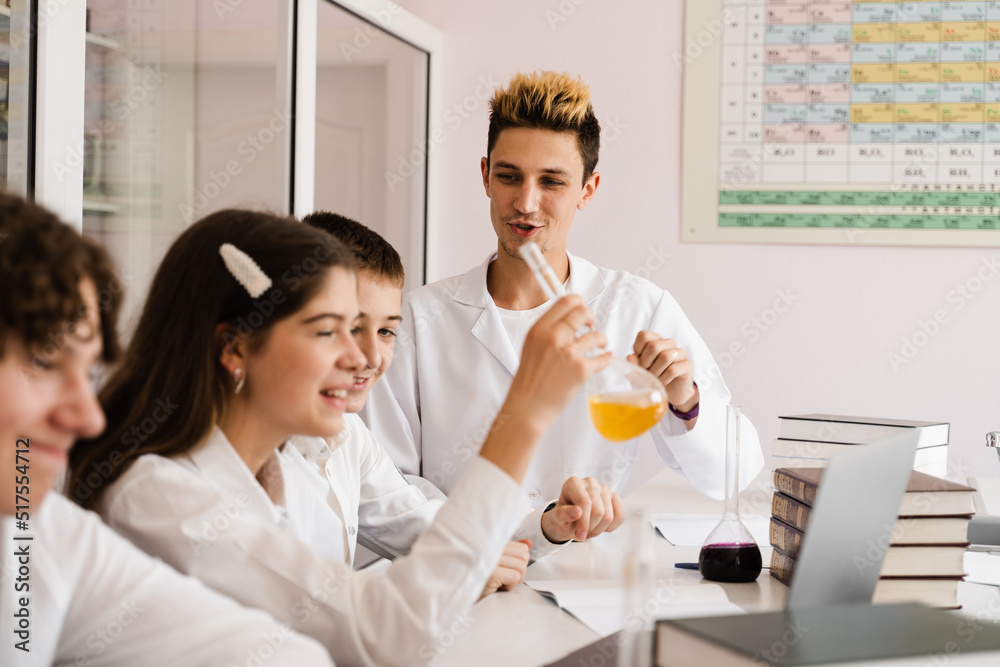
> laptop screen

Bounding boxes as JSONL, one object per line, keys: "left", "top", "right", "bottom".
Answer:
{"left": 786, "top": 433, "right": 918, "bottom": 610}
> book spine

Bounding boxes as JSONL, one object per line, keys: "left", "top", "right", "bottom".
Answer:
{"left": 769, "top": 548, "right": 796, "bottom": 586}
{"left": 772, "top": 469, "right": 818, "bottom": 505}
{"left": 771, "top": 492, "right": 812, "bottom": 532}
{"left": 769, "top": 517, "right": 805, "bottom": 559}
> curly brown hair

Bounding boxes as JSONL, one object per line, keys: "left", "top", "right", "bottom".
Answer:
{"left": 0, "top": 193, "right": 122, "bottom": 362}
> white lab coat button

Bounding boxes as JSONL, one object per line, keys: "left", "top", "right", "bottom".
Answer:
{"left": 348, "top": 525, "right": 356, "bottom": 536}
{"left": 529, "top": 489, "right": 542, "bottom": 500}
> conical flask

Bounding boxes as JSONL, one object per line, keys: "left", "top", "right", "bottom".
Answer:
{"left": 698, "top": 404, "right": 762, "bottom": 583}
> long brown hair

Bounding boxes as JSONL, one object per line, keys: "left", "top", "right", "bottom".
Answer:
{"left": 67, "top": 209, "right": 354, "bottom": 510}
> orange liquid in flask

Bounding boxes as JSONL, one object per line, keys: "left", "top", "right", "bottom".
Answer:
{"left": 588, "top": 390, "right": 667, "bottom": 442}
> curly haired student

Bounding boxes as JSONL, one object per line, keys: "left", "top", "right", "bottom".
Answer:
{"left": 0, "top": 193, "right": 332, "bottom": 667}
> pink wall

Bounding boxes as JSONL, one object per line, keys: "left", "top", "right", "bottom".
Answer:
{"left": 402, "top": 0, "right": 1000, "bottom": 481}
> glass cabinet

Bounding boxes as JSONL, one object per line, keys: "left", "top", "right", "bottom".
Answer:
{"left": 82, "top": 0, "right": 294, "bottom": 329}
{"left": 1, "top": 0, "right": 31, "bottom": 196}
{"left": 13, "top": 0, "right": 437, "bottom": 336}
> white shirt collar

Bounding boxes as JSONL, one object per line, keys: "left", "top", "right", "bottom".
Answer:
{"left": 452, "top": 249, "right": 605, "bottom": 309}
{"left": 185, "top": 425, "right": 289, "bottom": 524}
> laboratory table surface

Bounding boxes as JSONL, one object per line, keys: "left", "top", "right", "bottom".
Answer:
{"left": 430, "top": 467, "right": 1000, "bottom": 667}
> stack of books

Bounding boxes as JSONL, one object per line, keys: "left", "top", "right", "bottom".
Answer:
{"left": 769, "top": 467, "right": 975, "bottom": 609}
{"left": 771, "top": 414, "right": 950, "bottom": 477}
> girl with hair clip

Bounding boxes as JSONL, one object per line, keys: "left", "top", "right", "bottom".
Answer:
{"left": 67, "top": 209, "right": 611, "bottom": 667}
{"left": 0, "top": 193, "right": 331, "bottom": 666}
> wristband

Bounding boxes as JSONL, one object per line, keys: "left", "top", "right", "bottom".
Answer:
{"left": 668, "top": 382, "right": 699, "bottom": 421}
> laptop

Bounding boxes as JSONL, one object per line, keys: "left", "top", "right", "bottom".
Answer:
{"left": 543, "top": 433, "right": 919, "bottom": 666}
{"left": 784, "top": 433, "right": 917, "bottom": 608}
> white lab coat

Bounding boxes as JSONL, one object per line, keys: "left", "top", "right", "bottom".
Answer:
{"left": 292, "top": 413, "right": 560, "bottom": 562}
{"left": 0, "top": 493, "right": 331, "bottom": 667}
{"left": 363, "top": 252, "right": 764, "bottom": 503}
{"left": 100, "top": 424, "right": 530, "bottom": 667}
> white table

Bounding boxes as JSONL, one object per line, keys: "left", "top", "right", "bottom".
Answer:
{"left": 431, "top": 468, "right": 1000, "bottom": 667}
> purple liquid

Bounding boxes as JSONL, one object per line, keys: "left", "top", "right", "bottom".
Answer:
{"left": 698, "top": 542, "right": 762, "bottom": 583}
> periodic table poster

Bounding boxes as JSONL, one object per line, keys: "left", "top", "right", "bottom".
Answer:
{"left": 681, "top": 0, "right": 1000, "bottom": 246}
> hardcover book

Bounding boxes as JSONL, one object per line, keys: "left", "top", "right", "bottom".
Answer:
{"left": 773, "top": 467, "right": 975, "bottom": 517}
{"left": 769, "top": 549, "right": 965, "bottom": 609}
{"left": 655, "top": 603, "right": 1000, "bottom": 666}
{"left": 778, "top": 414, "right": 949, "bottom": 448}
{"left": 770, "top": 515, "right": 972, "bottom": 553}
{"left": 770, "top": 438, "right": 949, "bottom": 477}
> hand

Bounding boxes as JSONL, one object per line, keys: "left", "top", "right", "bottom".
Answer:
{"left": 628, "top": 331, "right": 698, "bottom": 413}
{"left": 481, "top": 296, "right": 611, "bottom": 485}
{"left": 505, "top": 295, "right": 612, "bottom": 429}
{"left": 480, "top": 539, "right": 532, "bottom": 599}
{"left": 540, "top": 477, "right": 626, "bottom": 543}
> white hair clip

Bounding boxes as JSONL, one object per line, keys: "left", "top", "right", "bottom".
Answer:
{"left": 219, "top": 243, "right": 273, "bottom": 299}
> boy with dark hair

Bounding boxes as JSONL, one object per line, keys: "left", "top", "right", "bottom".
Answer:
{"left": 303, "top": 211, "right": 405, "bottom": 288}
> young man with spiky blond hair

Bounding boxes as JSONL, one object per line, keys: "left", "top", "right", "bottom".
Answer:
{"left": 365, "top": 72, "right": 763, "bottom": 517}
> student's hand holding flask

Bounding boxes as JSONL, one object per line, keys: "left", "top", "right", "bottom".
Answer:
{"left": 520, "top": 242, "right": 668, "bottom": 442}
{"left": 485, "top": 293, "right": 626, "bottom": 546}
{"left": 481, "top": 293, "right": 612, "bottom": 482}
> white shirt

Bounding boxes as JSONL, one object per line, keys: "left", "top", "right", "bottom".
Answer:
{"left": 294, "top": 413, "right": 562, "bottom": 562}
{"left": 363, "top": 252, "right": 764, "bottom": 503}
{"left": 494, "top": 273, "right": 567, "bottom": 358}
{"left": 496, "top": 299, "right": 556, "bottom": 360}
{"left": 100, "top": 425, "right": 532, "bottom": 667}
{"left": 0, "top": 493, "right": 331, "bottom": 667}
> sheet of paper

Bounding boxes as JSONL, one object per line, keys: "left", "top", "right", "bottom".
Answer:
{"left": 525, "top": 579, "right": 744, "bottom": 636}
{"left": 965, "top": 551, "right": 1000, "bottom": 587}
{"left": 650, "top": 513, "right": 770, "bottom": 548}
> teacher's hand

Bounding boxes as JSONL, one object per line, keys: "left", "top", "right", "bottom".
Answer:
{"left": 629, "top": 331, "right": 698, "bottom": 415}
{"left": 541, "top": 477, "right": 626, "bottom": 543}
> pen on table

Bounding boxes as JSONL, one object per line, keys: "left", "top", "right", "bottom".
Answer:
{"left": 674, "top": 562, "right": 699, "bottom": 570}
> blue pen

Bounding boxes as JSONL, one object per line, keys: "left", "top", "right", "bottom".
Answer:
{"left": 674, "top": 562, "right": 699, "bottom": 570}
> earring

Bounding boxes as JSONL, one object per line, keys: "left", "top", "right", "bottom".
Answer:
{"left": 233, "top": 368, "right": 246, "bottom": 395}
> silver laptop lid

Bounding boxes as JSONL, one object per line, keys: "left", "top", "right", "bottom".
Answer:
{"left": 786, "top": 434, "right": 918, "bottom": 610}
